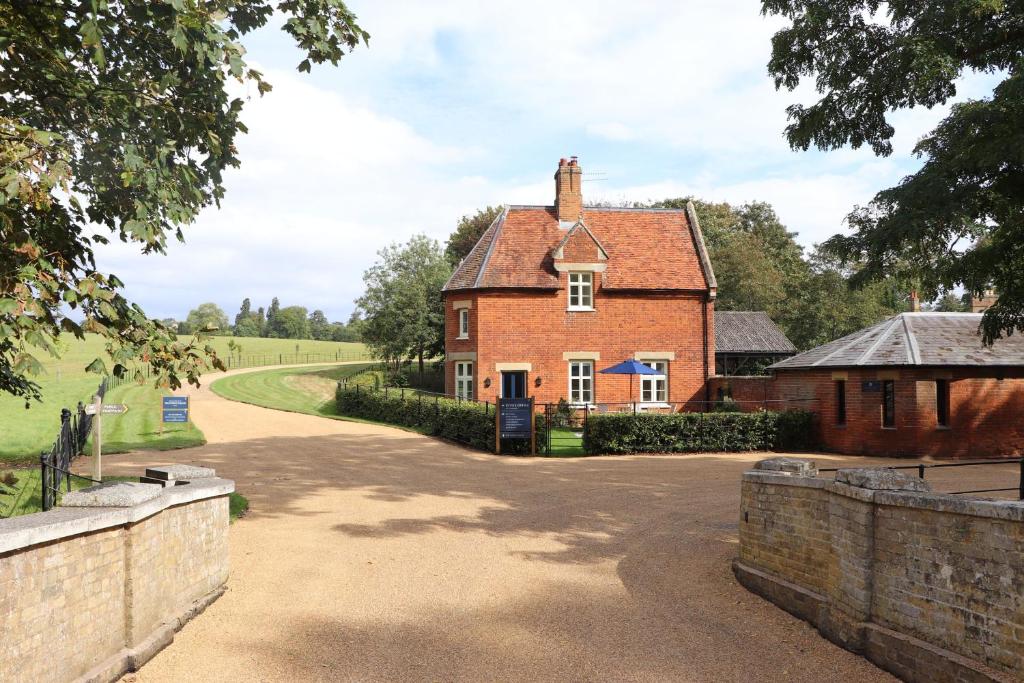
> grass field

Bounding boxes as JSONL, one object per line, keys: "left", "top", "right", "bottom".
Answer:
{"left": 211, "top": 363, "right": 376, "bottom": 417}
{"left": 0, "top": 469, "right": 249, "bottom": 520}
{"left": 547, "top": 427, "right": 585, "bottom": 456}
{"left": 0, "top": 334, "right": 369, "bottom": 464}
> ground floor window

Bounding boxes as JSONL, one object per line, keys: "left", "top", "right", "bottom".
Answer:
{"left": 640, "top": 360, "right": 668, "bottom": 403}
{"left": 936, "top": 379, "right": 950, "bottom": 427}
{"left": 455, "top": 362, "right": 473, "bottom": 400}
{"left": 835, "top": 380, "right": 846, "bottom": 425}
{"left": 569, "top": 360, "right": 593, "bottom": 404}
{"left": 882, "top": 380, "right": 895, "bottom": 428}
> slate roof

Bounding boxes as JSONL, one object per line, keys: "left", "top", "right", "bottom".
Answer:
{"left": 443, "top": 204, "right": 716, "bottom": 292}
{"left": 771, "top": 313, "right": 1024, "bottom": 369}
{"left": 715, "top": 311, "right": 797, "bottom": 355}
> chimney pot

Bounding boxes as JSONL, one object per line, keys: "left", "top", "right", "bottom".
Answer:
{"left": 909, "top": 291, "right": 921, "bottom": 312}
{"left": 554, "top": 157, "right": 583, "bottom": 221}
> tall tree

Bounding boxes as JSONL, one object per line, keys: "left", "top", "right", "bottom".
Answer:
{"left": 308, "top": 309, "right": 330, "bottom": 340}
{"left": 185, "top": 303, "right": 229, "bottom": 335}
{"left": 357, "top": 235, "right": 451, "bottom": 377}
{"left": 444, "top": 206, "right": 502, "bottom": 265}
{"left": 275, "top": 306, "right": 309, "bottom": 339}
{"left": 265, "top": 297, "right": 281, "bottom": 338}
{"left": 234, "top": 298, "right": 252, "bottom": 328}
{"left": 0, "top": 2, "right": 368, "bottom": 401}
{"left": 762, "top": 0, "right": 1024, "bottom": 341}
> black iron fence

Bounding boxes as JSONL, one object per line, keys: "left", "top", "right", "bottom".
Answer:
{"left": 819, "top": 459, "right": 1024, "bottom": 500}
{"left": 38, "top": 379, "right": 106, "bottom": 511}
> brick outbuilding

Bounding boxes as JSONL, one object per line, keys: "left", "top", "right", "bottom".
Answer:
{"left": 768, "top": 312, "right": 1024, "bottom": 459}
{"left": 442, "top": 157, "right": 718, "bottom": 407}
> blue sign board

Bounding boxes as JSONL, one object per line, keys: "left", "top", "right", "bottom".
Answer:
{"left": 162, "top": 396, "right": 189, "bottom": 423}
{"left": 499, "top": 398, "right": 533, "bottom": 439}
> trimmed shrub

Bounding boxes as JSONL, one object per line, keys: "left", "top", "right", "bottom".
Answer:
{"left": 582, "top": 409, "right": 816, "bottom": 455}
{"left": 335, "top": 385, "right": 545, "bottom": 454}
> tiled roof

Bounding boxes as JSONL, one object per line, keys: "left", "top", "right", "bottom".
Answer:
{"left": 715, "top": 311, "right": 797, "bottom": 354}
{"left": 771, "top": 313, "right": 1024, "bottom": 369}
{"left": 443, "top": 204, "right": 716, "bottom": 292}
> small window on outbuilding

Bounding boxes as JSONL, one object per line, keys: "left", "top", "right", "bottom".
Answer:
{"left": 458, "top": 309, "right": 469, "bottom": 339}
{"left": 936, "top": 379, "right": 950, "bottom": 427}
{"left": 882, "top": 380, "right": 896, "bottom": 428}
{"left": 835, "top": 380, "right": 846, "bottom": 426}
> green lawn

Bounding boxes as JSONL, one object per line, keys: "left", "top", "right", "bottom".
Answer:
{"left": 547, "top": 427, "right": 586, "bottom": 456}
{"left": 211, "top": 363, "right": 376, "bottom": 417}
{"left": 0, "top": 334, "right": 368, "bottom": 464}
{"left": 0, "top": 469, "right": 249, "bottom": 521}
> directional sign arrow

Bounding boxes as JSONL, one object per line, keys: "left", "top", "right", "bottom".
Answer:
{"left": 102, "top": 404, "right": 128, "bottom": 415}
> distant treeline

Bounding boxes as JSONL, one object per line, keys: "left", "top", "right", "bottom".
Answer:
{"left": 165, "top": 298, "right": 363, "bottom": 342}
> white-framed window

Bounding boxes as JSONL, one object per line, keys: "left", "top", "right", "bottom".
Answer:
{"left": 640, "top": 360, "right": 668, "bottom": 403}
{"left": 455, "top": 361, "right": 473, "bottom": 399}
{"left": 569, "top": 360, "right": 593, "bottom": 404}
{"left": 458, "top": 309, "right": 469, "bottom": 339}
{"left": 568, "top": 272, "right": 593, "bottom": 310}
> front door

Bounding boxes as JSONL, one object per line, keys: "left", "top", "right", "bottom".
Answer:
{"left": 501, "top": 371, "right": 527, "bottom": 399}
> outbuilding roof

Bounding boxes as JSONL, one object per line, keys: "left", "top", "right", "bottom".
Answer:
{"left": 443, "top": 204, "right": 716, "bottom": 293}
{"left": 715, "top": 311, "right": 797, "bottom": 355}
{"left": 770, "top": 313, "right": 1024, "bottom": 369}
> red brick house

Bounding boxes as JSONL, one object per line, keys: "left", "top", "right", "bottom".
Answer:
{"left": 768, "top": 312, "right": 1024, "bottom": 459}
{"left": 441, "top": 157, "right": 717, "bottom": 407}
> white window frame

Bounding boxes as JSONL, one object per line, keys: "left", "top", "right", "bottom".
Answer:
{"left": 457, "top": 308, "right": 469, "bottom": 339}
{"left": 455, "top": 361, "right": 473, "bottom": 400}
{"left": 568, "top": 360, "right": 594, "bottom": 405}
{"left": 640, "top": 360, "right": 669, "bottom": 405}
{"left": 568, "top": 271, "right": 593, "bottom": 310}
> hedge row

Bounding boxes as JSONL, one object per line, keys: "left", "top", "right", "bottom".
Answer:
{"left": 581, "top": 410, "right": 816, "bottom": 455}
{"left": 335, "top": 385, "right": 543, "bottom": 454}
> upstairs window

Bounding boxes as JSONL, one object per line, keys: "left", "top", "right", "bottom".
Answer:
{"left": 568, "top": 272, "right": 593, "bottom": 310}
{"left": 569, "top": 360, "right": 593, "bottom": 404}
{"left": 936, "top": 379, "right": 950, "bottom": 427}
{"left": 458, "top": 309, "right": 469, "bottom": 339}
{"left": 882, "top": 380, "right": 895, "bottom": 428}
{"left": 455, "top": 361, "right": 473, "bottom": 400}
{"left": 835, "top": 380, "right": 846, "bottom": 425}
{"left": 641, "top": 361, "right": 668, "bottom": 403}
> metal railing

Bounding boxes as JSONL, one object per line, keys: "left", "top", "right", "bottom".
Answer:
{"left": 819, "top": 459, "right": 1024, "bottom": 500}
{"left": 38, "top": 379, "right": 107, "bottom": 511}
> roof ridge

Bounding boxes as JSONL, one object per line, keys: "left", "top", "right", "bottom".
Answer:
{"left": 855, "top": 317, "right": 900, "bottom": 365}
{"left": 903, "top": 314, "right": 922, "bottom": 365}
{"left": 473, "top": 206, "right": 508, "bottom": 289}
{"left": 684, "top": 201, "right": 717, "bottom": 295}
{"left": 809, "top": 316, "right": 895, "bottom": 367}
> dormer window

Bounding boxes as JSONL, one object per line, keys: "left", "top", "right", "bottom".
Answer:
{"left": 568, "top": 272, "right": 593, "bottom": 310}
{"left": 458, "top": 308, "right": 469, "bottom": 339}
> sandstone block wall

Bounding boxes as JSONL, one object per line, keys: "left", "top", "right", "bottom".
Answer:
{"left": 0, "top": 473, "right": 233, "bottom": 683}
{"left": 735, "top": 459, "right": 1023, "bottom": 682}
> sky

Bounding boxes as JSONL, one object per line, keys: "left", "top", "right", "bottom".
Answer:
{"left": 95, "top": 0, "right": 1000, "bottom": 323}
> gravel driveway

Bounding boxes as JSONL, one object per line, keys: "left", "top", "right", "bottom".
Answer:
{"left": 100, "top": 367, "right": 904, "bottom": 682}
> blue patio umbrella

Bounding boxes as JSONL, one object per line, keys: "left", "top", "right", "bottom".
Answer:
{"left": 599, "top": 359, "right": 661, "bottom": 412}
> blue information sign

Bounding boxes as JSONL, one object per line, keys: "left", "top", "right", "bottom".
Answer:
{"left": 162, "top": 396, "right": 189, "bottom": 423}
{"left": 499, "top": 398, "right": 533, "bottom": 440}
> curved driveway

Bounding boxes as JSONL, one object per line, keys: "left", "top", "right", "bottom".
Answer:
{"left": 107, "top": 366, "right": 894, "bottom": 682}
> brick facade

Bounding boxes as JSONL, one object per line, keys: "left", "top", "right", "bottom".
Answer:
{"left": 445, "top": 286, "right": 714, "bottom": 405}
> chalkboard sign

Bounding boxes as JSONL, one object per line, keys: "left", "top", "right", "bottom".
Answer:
{"left": 499, "top": 398, "right": 533, "bottom": 439}
{"left": 862, "top": 381, "right": 882, "bottom": 393}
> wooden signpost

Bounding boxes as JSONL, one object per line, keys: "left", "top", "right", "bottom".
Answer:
{"left": 496, "top": 397, "right": 535, "bottom": 455}
{"left": 85, "top": 397, "right": 129, "bottom": 480}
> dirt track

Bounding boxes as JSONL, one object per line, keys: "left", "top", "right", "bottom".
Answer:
{"left": 98, "top": 366, "right": 911, "bottom": 682}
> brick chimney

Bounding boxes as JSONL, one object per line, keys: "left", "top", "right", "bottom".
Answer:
{"left": 908, "top": 291, "right": 921, "bottom": 312}
{"left": 971, "top": 288, "right": 998, "bottom": 312}
{"left": 554, "top": 156, "right": 582, "bottom": 222}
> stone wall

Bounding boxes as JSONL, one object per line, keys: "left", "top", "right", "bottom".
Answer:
{"left": 0, "top": 466, "right": 233, "bottom": 683}
{"left": 735, "top": 458, "right": 1023, "bottom": 682}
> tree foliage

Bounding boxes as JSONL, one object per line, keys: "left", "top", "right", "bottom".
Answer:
{"left": 762, "top": 0, "right": 1024, "bottom": 341}
{"left": 185, "top": 302, "right": 229, "bottom": 335}
{"left": 0, "top": 1, "right": 368, "bottom": 400}
{"left": 357, "top": 235, "right": 451, "bottom": 375}
{"left": 444, "top": 206, "right": 502, "bottom": 265}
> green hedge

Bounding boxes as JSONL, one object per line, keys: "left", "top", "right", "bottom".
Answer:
{"left": 335, "top": 385, "right": 544, "bottom": 454}
{"left": 582, "top": 409, "right": 816, "bottom": 455}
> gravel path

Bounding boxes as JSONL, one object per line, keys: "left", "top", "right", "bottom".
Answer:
{"left": 101, "top": 367, "right": 906, "bottom": 682}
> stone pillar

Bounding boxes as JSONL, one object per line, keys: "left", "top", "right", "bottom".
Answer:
{"left": 822, "top": 468, "right": 929, "bottom": 651}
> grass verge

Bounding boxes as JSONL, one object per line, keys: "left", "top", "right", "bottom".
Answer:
{"left": 211, "top": 363, "right": 375, "bottom": 416}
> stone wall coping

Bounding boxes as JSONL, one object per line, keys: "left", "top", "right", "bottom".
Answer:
{"left": 0, "top": 477, "right": 234, "bottom": 555}
{"left": 742, "top": 470, "right": 827, "bottom": 489}
{"left": 825, "top": 480, "right": 879, "bottom": 502}
{"left": 875, "top": 489, "right": 1024, "bottom": 522}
